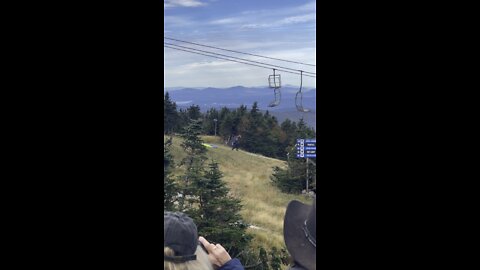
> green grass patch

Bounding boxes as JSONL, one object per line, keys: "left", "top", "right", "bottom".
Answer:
{"left": 165, "top": 135, "right": 311, "bottom": 251}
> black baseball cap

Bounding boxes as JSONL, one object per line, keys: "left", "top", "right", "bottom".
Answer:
{"left": 164, "top": 211, "right": 198, "bottom": 262}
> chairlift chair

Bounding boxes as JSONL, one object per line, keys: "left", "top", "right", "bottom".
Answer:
{"left": 268, "top": 69, "right": 281, "bottom": 107}
{"left": 295, "top": 70, "right": 310, "bottom": 112}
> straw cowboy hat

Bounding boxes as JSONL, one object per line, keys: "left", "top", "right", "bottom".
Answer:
{"left": 283, "top": 197, "right": 316, "bottom": 270}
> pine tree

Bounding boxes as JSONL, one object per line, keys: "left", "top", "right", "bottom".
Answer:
{"left": 164, "top": 137, "right": 177, "bottom": 211}
{"left": 179, "top": 119, "right": 207, "bottom": 167}
{"left": 296, "top": 118, "right": 315, "bottom": 139}
{"left": 177, "top": 119, "right": 208, "bottom": 210}
{"left": 238, "top": 105, "right": 248, "bottom": 117}
{"left": 271, "top": 165, "right": 303, "bottom": 193}
{"left": 281, "top": 119, "right": 298, "bottom": 147}
{"left": 202, "top": 108, "right": 219, "bottom": 135}
{"left": 219, "top": 114, "right": 235, "bottom": 142}
{"left": 180, "top": 160, "right": 205, "bottom": 211}
{"left": 241, "top": 102, "right": 261, "bottom": 153}
{"left": 187, "top": 105, "right": 202, "bottom": 120}
{"left": 191, "top": 160, "right": 250, "bottom": 258}
{"left": 177, "top": 108, "right": 190, "bottom": 130}
{"left": 250, "top": 102, "right": 261, "bottom": 119}
{"left": 164, "top": 92, "right": 178, "bottom": 134}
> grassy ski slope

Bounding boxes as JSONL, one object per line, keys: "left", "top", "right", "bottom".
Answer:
{"left": 165, "top": 135, "right": 311, "bottom": 250}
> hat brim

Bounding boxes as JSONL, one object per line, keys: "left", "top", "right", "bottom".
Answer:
{"left": 284, "top": 200, "right": 316, "bottom": 270}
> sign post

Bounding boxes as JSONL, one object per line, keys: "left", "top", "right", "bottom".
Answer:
{"left": 306, "top": 157, "right": 309, "bottom": 194}
{"left": 296, "top": 139, "right": 316, "bottom": 194}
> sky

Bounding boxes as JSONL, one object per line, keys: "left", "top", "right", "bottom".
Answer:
{"left": 164, "top": 0, "right": 316, "bottom": 89}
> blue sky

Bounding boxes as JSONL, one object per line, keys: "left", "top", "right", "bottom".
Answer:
{"left": 164, "top": 0, "right": 316, "bottom": 88}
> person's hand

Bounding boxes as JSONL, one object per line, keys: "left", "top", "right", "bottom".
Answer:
{"left": 199, "top": 236, "right": 232, "bottom": 269}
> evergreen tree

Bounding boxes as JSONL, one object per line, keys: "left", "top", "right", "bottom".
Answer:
{"left": 191, "top": 160, "right": 250, "bottom": 258}
{"left": 180, "top": 160, "right": 205, "bottom": 210}
{"left": 296, "top": 118, "right": 315, "bottom": 139}
{"left": 219, "top": 114, "right": 235, "bottom": 142}
{"left": 237, "top": 105, "right": 248, "bottom": 117}
{"left": 281, "top": 119, "right": 298, "bottom": 147}
{"left": 250, "top": 102, "right": 261, "bottom": 119}
{"left": 270, "top": 165, "right": 302, "bottom": 193}
{"left": 269, "top": 125, "right": 287, "bottom": 159}
{"left": 187, "top": 104, "right": 202, "bottom": 120}
{"left": 219, "top": 106, "right": 230, "bottom": 120}
{"left": 179, "top": 119, "right": 207, "bottom": 167}
{"left": 164, "top": 137, "right": 177, "bottom": 211}
{"left": 202, "top": 108, "right": 219, "bottom": 135}
{"left": 164, "top": 92, "right": 178, "bottom": 134}
{"left": 241, "top": 102, "right": 262, "bottom": 153}
{"left": 177, "top": 119, "right": 208, "bottom": 209}
{"left": 177, "top": 108, "right": 189, "bottom": 129}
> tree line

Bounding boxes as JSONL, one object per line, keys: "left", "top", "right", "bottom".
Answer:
{"left": 165, "top": 91, "right": 316, "bottom": 194}
{"left": 164, "top": 91, "right": 316, "bottom": 161}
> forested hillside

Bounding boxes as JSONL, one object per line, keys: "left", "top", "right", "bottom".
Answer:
{"left": 165, "top": 91, "right": 316, "bottom": 161}
{"left": 164, "top": 92, "right": 316, "bottom": 269}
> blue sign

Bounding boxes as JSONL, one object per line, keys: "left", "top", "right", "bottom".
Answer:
{"left": 296, "top": 138, "right": 316, "bottom": 158}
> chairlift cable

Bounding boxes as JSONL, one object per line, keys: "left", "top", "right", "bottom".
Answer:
{"left": 164, "top": 37, "right": 316, "bottom": 67}
{"left": 164, "top": 45, "right": 316, "bottom": 78}
{"left": 164, "top": 42, "right": 316, "bottom": 75}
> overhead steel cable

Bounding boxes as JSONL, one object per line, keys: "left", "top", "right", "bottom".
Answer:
{"left": 164, "top": 36, "right": 316, "bottom": 67}
{"left": 164, "top": 42, "right": 316, "bottom": 75}
{"left": 164, "top": 44, "right": 316, "bottom": 78}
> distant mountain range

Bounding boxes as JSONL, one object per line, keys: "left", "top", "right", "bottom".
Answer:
{"left": 164, "top": 86, "right": 316, "bottom": 129}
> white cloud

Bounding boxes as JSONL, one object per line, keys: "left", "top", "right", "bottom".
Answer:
{"left": 240, "top": 1, "right": 316, "bottom": 16}
{"left": 280, "top": 13, "right": 316, "bottom": 25}
{"left": 184, "top": 61, "right": 235, "bottom": 69}
{"left": 203, "top": 1, "right": 316, "bottom": 28}
{"left": 209, "top": 17, "right": 241, "bottom": 25}
{"left": 164, "top": 16, "right": 196, "bottom": 27}
{"left": 240, "top": 23, "right": 267, "bottom": 29}
{"left": 297, "top": 1, "right": 316, "bottom": 12}
{"left": 240, "top": 13, "right": 316, "bottom": 29}
{"left": 164, "top": 0, "right": 207, "bottom": 9}
{"left": 209, "top": 5, "right": 316, "bottom": 30}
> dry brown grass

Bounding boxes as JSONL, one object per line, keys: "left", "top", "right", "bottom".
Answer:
{"left": 165, "top": 135, "right": 311, "bottom": 251}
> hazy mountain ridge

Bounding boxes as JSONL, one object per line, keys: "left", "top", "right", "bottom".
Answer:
{"left": 165, "top": 86, "right": 316, "bottom": 129}
{"left": 164, "top": 86, "right": 316, "bottom": 110}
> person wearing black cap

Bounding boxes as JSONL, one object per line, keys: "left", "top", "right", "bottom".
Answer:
{"left": 164, "top": 211, "right": 245, "bottom": 270}
{"left": 283, "top": 196, "right": 316, "bottom": 270}
{"left": 164, "top": 211, "right": 213, "bottom": 270}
